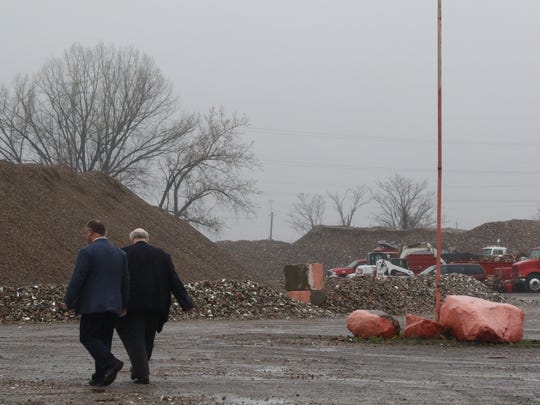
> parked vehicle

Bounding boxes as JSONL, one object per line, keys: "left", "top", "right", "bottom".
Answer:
{"left": 447, "top": 245, "right": 515, "bottom": 277}
{"left": 334, "top": 241, "right": 441, "bottom": 279}
{"left": 350, "top": 241, "right": 401, "bottom": 277}
{"left": 375, "top": 259, "right": 414, "bottom": 277}
{"left": 482, "top": 245, "right": 508, "bottom": 257}
{"left": 356, "top": 241, "right": 441, "bottom": 276}
{"left": 509, "top": 247, "right": 540, "bottom": 292}
{"left": 327, "top": 259, "right": 367, "bottom": 278}
{"left": 403, "top": 252, "right": 441, "bottom": 274}
{"left": 419, "top": 263, "right": 487, "bottom": 282}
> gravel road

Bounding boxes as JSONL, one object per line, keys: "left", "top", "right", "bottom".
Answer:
{"left": 1, "top": 294, "right": 540, "bottom": 405}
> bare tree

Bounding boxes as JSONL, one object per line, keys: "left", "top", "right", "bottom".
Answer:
{"left": 0, "top": 81, "right": 30, "bottom": 163}
{"left": 157, "top": 107, "right": 259, "bottom": 233}
{"left": 328, "top": 186, "right": 370, "bottom": 226}
{"left": 0, "top": 43, "right": 196, "bottom": 186}
{"left": 0, "top": 43, "right": 260, "bottom": 233}
{"left": 288, "top": 193, "right": 326, "bottom": 234}
{"left": 372, "top": 173, "right": 435, "bottom": 230}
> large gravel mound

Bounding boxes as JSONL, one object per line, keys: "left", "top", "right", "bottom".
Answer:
{"left": 0, "top": 161, "right": 256, "bottom": 287}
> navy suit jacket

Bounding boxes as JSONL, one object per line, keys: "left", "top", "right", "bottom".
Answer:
{"left": 122, "top": 241, "right": 193, "bottom": 328}
{"left": 65, "top": 238, "right": 129, "bottom": 316}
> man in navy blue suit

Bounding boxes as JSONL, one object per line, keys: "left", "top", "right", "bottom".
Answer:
{"left": 61, "top": 219, "right": 129, "bottom": 387}
{"left": 115, "top": 228, "right": 193, "bottom": 384}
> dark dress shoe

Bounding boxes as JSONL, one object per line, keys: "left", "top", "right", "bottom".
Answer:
{"left": 133, "top": 376, "right": 149, "bottom": 384}
{"left": 102, "top": 360, "right": 124, "bottom": 386}
{"left": 89, "top": 377, "right": 105, "bottom": 386}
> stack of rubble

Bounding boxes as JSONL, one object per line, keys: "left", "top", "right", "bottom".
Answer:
{"left": 1, "top": 276, "right": 521, "bottom": 324}
{"left": 321, "top": 274, "right": 516, "bottom": 316}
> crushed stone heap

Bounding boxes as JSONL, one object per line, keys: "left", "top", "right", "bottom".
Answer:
{"left": 0, "top": 161, "right": 256, "bottom": 287}
{"left": 0, "top": 276, "right": 522, "bottom": 324}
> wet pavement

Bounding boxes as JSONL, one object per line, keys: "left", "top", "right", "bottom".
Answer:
{"left": 1, "top": 295, "right": 539, "bottom": 404}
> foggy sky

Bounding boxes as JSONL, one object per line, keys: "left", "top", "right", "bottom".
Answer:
{"left": 2, "top": 0, "right": 540, "bottom": 242}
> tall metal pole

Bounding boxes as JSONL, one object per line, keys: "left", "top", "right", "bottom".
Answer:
{"left": 269, "top": 200, "right": 274, "bottom": 240}
{"left": 435, "top": 0, "right": 443, "bottom": 321}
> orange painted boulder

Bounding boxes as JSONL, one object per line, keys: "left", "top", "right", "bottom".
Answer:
{"left": 403, "top": 314, "right": 444, "bottom": 339}
{"left": 346, "top": 310, "right": 400, "bottom": 339}
{"left": 440, "top": 295, "right": 524, "bottom": 343}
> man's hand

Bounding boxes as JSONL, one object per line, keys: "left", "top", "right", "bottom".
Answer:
{"left": 58, "top": 302, "right": 69, "bottom": 311}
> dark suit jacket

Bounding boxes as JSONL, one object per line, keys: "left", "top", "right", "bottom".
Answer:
{"left": 65, "top": 238, "right": 129, "bottom": 316}
{"left": 122, "top": 241, "right": 193, "bottom": 329}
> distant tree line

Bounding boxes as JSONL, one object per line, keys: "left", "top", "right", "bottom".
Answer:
{"left": 288, "top": 173, "right": 436, "bottom": 234}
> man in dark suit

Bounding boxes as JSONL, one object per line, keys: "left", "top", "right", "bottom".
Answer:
{"left": 61, "top": 219, "right": 129, "bottom": 387}
{"left": 115, "top": 228, "right": 193, "bottom": 384}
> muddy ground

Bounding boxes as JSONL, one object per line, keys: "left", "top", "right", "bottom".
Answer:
{"left": 1, "top": 294, "right": 540, "bottom": 405}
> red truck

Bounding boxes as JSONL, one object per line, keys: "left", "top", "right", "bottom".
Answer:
{"left": 505, "top": 247, "right": 540, "bottom": 292}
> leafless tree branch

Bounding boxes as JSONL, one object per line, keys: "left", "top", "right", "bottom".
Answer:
{"left": 157, "top": 107, "right": 260, "bottom": 234}
{"left": 328, "top": 185, "right": 370, "bottom": 226}
{"left": 288, "top": 193, "right": 326, "bottom": 234}
{"left": 372, "top": 173, "right": 435, "bottom": 230}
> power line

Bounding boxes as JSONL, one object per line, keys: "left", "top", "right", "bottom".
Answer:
{"left": 261, "top": 159, "right": 540, "bottom": 175}
{"left": 258, "top": 178, "right": 540, "bottom": 190}
{"left": 247, "top": 126, "right": 540, "bottom": 147}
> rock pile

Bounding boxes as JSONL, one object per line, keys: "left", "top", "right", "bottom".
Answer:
{"left": 1, "top": 276, "right": 520, "bottom": 324}
{"left": 321, "top": 274, "right": 517, "bottom": 316}
{"left": 0, "top": 285, "right": 76, "bottom": 323}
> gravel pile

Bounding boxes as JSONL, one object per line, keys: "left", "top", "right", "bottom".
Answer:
{"left": 0, "top": 161, "right": 259, "bottom": 288}
{"left": 321, "top": 274, "right": 518, "bottom": 316}
{"left": 1, "top": 276, "right": 520, "bottom": 324}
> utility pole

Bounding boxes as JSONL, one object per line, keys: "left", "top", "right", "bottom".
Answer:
{"left": 269, "top": 200, "right": 274, "bottom": 240}
{"left": 435, "top": 0, "right": 443, "bottom": 321}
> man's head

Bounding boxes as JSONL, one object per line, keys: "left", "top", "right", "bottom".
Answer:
{"left": 85, "top": 219, "right": 106, "bottom": 244}
{"left": 129, "top": 228, "right": 149, "bottom": 244}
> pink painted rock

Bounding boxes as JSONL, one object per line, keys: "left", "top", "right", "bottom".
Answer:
{"left": 403, "top": 314, "right": 444, "bottom": 339}
{"left": 440, "top": 295, "right": 524, "bottom": 343}
{"left": 347, "top": 310, "right": 400, "bottom": 339}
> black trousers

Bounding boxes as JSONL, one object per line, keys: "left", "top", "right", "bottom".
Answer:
{"left": 79, "top": 312, "right": 120, "bottom": 380}
{"left": 115, "top": 310, "right": 161, "bottom": 379}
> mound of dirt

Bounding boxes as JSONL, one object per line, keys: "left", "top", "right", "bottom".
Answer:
{"left": 0, "top": 161, "right": 255, "bottom": 287}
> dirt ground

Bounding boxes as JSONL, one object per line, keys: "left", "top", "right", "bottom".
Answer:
{"left": 1, "top": 294, "right": 540, "bottom": 405}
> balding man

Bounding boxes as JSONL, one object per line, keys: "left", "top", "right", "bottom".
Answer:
{"left": 115, "top": 228, "right": 193, "bottom": 384}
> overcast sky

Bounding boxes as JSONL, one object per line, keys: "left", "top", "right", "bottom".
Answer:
{"left": 2, "top": 1, "right": 540, "bottom": 242}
